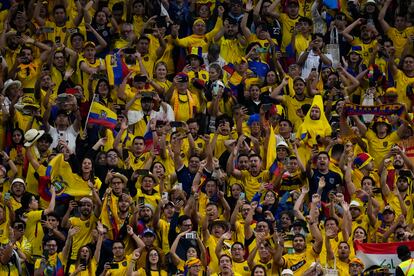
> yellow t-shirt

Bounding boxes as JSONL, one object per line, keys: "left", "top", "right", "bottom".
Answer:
{"left": 233, "top": 260, "right": 251, "bottom": 276}
{"left": 395, "top": 69, "right": 414, "bottom": 111}
{"left": 280, "top": 13, "right": 300, "bottom": 51}
{"left": 0, "top": 208, "right": 10, "bottom": 245}
{"left": 75, "top": 57, "right": 106, "bottom": 100}
{"left": 68, "top": 215, "right": 98, "bottom": 260}
{"left": 295, "top": 33, "right": 311, "bottom": 58}
{"left": 17, "top": 60, "right": 42, "bottom": 89}
{"left": 240, "top": 170, "right": 271, "bottom": 201}
{"left": 365, "top": 129, "right": 400, "bottom": 168}
{"left": 68, "top": 258, "right": 97, "bottom": 276}
{"left": 24, "top": 210, "right": 44, "bottom": 258}
{"left": 281, "top": 95, "right": 313, "bottom": 131}
{"left": 282, "top": 247, "right": 320, "bottom": 275}
{"left": 105, "top": 256, "right": 131, "bottom": 276}
{"left": 136, "top": 268, "right": 168, "bottom": 276}
{"left": 350, "top": 38, "right": 377, "bottom": 66}
{"left": 387, "top": 27, "right": 414, "bottom": 58}
{"left": 156, "top": 219, "right": 171, "bottom": 254}
{"left": 215, "top": 37, "right": 245, "bottom": 64}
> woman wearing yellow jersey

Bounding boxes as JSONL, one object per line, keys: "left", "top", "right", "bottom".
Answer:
{"left": 89, "top": 78, "right": 114, "bottom": 108}
{"left": 207, "top": 64, "right": 236, "bottom": 118}
{"left": 136, "top": 248, "right": 168, "bottom": 276}
{"left": 170, "top": 230, "right": 207, "bottom": 273}
{"left": 7, "top": 128, "right": 25, "bottom": 178}
{"left": 69, "top": 222, "right": 105, "bottom": 276}
{"left": 149, "top": 62, "right": 172, "bottom": 97}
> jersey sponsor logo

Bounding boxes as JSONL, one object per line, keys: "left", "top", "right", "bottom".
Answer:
{"left": 291, "top": 260, "right": 306, "bottom": 271}
{"left": 122, "top": 261, "right": 128, "bottom": 267}
{"left": 406, "top": 200, "right": 411, "bottom": 206}
{"left": 383, "top": 141, "right": 388, "bottom": 147}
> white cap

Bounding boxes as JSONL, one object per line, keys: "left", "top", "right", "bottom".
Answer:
{"left": 281, "top": 269, "right": 294, "bottom": 276}
{"left": 366, "top": 0, "right": 376, "bottom": 4}
{"left": 350, "top": 200, "right": 361, "bottom": 208}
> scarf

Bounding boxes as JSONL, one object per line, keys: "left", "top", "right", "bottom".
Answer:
{"left": 172, "top": 89, "right": 195, "bottom": 119}
{"left": 18, "top": 64, "right": 37, "bottom": 79}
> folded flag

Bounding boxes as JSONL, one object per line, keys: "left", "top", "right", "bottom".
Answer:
{"left": 87, "top": 102, "right": 117, "bottom": 129}
{"left": 143, "top": 129, "right": 153, "bottom": 152}
{"left": 269, "top": 159, "right": 281, "bottom": 177}
{"left": 105, "top": 52, "right": 130, "bottom": 86}
{"left": 38, "top": 154, "right": 92, "bottom": 201}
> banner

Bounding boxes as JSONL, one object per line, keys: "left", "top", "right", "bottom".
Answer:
{"left": 355, "top": 241, "right": 414, "bottom": 273}
{"left": 344, "top": 103, "right": 405, "bottom": 117}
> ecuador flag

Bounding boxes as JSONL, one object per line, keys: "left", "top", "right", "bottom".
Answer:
{"left": 87, "top": 102, "right": 117, "bottom": 129}
{"left": 38, "top": 154, "right": 92, "bottom": 201}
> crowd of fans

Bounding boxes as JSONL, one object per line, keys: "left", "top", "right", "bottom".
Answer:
{"left": 1, "top": 0, "right": 414, "bottom": 275}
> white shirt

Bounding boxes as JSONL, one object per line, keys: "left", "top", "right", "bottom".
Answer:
{"left": 127, "top": 103, "right": 175, "bottom": 125}
{"left": 49, "top": 125, "right": 79, "bottom": 153}
{"left": 300, "top": 50, "right": 333, "bottom": 79}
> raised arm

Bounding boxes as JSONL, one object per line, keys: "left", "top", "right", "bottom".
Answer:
{"left": 378, "top": 0, "right": 392, "bottom": 33}
{"left": 293, "top": 186, "right": 308, "bottom": 221}
{"left": 44, "top": 186, "right": 56, "bottom": 215}
{"left": 341, "top": 18, "right": 364, "bottom": 43}
{"left": 351, "top": 115, "right": 367, "bottom": 137}
{"left": 309, "top": 201, "right": 323, "bottom": 254}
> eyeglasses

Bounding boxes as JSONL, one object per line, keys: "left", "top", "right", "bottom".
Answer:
{"left": 113, "top": 246, "right": 124, "bottom": 250}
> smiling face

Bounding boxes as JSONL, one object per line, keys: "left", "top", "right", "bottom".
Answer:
{"left": 148, "top": 249, "right": 159, "bottom": 265}
{"left": 316, "top": 153, "right": 329, "bottom": 171}
{"left": 82, "top": 158, "right": 92, "bottom": 174}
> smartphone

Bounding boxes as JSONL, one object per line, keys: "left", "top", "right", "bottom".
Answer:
{"left": 143, "top": 28, "right": 153, "bottom": 34}
{"left": 261, "top": 103, "right": 273, "bottom": 112}
{"left": 170, "top": 121, "right": 184, "bottom": 128}
{"left": 42, "top": 27, "right": 54, "bottom": 33}
{"left": 136, "top": 169, "right": 149, "bottom": 176}
{"left": 141, "top": 91, "right": 155, "bottom": 98}
{"left": 81, "top": 259, "right": 87, "bottom": 270}
{"left": 99, "top": 0, "right": 109, "bottom": 9}
{"left": 244, "top": 137, "right": 251, "bottom": 145}
{"left": 55, "top": 36, "right": 61, "bottom": 44}
{"left": 22, "top": 88, "right": 35, "bottom": 94}
{"left": 138, "top": 197, "right": 145, "bottom": 206}
{"left": 68, "top": 28, "right": 78, "bottom": 35}
{"left": 162, "top": 192, "right": 169, "bottom": 201}
{"left": 311, "top": 67, "right": 317, "bottom": 72}
{"left": 4, "top": 192, "right": 10, "bottom": 201}
{"left": 185, "top": 231, "right": 197, "bottom": 239}
{"left": 399, "top": 170, "right": 412, "bottom": 178}
{"left": 109, "top": 263, "right": 119, "bottom": 269}
{"left": 239, "top": 192, "right": 245, "bottom": 200}
{"left": 124, "top": 48, "right": 136, "bottom": 55}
